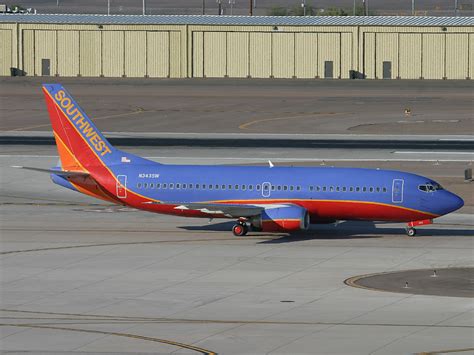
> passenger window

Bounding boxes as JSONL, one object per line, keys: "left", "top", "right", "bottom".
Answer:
{"left": 242, "top": 185, "right": 246, "bottom": 191}
{"left": 249, "top": 185, "right": 253, "bottom": 190}
{"left": 336, "top": 187, "right": 340, "bottom": 192}
{"left": 196, "top": 184, "right": 200, "bottom": 189}
{"left": 278, "top": 185, "right": 282, "bottom": 191}
{"left": 349, "top": 187, "right": 353, "bottom": 192}
{"left": 209, "top": 185, "right": 213, "bottom": 190}
{"left": 176, "top": 183, "right": 180, "bottom": 189}
{"left": 362, "top": 187, "right": 367, "bottom": 192}
{"left": 182, "top": 184, "right": 186, "bottom": 189}
{"left": 369, "top": 187, "right": 374, "bottom": 192}
{"left": 235, "top": 184, "right": 239, "bottom": 190}
{"left": 316, "top": 186, "right": 320, "bottom": 191}
{"left": 149, "top": 183, "right": 154, "bottom": 188}
{"left": 256, "top": 185, "right": 261, "bottom": 190}
{"left": 263, "top": 185, "right": 269, "bottom": 190}
{"left": 290, "top": 186, "right": 294, "bottom": 191}
{"left": 376, "top": 187, "right": 380, "bottom": 192}
{"left": 310, "top": 186, "right": 314, "bottom": 191}
{"left": 383, "top": 187, "right": 387, "bottom": 193}
{"left": 137, "top": 183, "right": 142, "bottom": 188}
{"left": 322, "top": 186, "right": 327, "bottom": 192}
{"left": 342, "top": 187, "right": 347, "bottom": 192}
{"left": 189, "top": 184, "right": 193, "bottom": 189}
{"left": 296, "top": 186, "right": 301, "bottom": 191}
{"left": 215, "top": 184, "right": 219, "bottom": 190}
{"left": 222, "top": 184, "right": 226, "bottom": 190}
{"left": 330, "top": 186, "right": 334, "bottom": 192}
{"left": 163, "top": 183, "right": 167, "bottom": 189}
{"left": 156, "top": 183, "right": 161, "bottom": 189}
{"left": 169, "top": 183, "right": 174, "bottom": 189}
{"left": 228, "top": 184, "right": 232, "bottom": 190}
{"left": 419, "top": 185, "right": 427, "bottom": 192}
{"left": 271, "top": 185, "right": 275, "bottom": 191}
{"left": 283, "top": 186, "right": 288, "bottom": 191}
{"left": 356, "top": 187, "right": 360, "bottom": 192}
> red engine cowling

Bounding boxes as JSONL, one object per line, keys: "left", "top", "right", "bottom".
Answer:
{"left": 250, "top": 205, "right": 310, "bottom": 232}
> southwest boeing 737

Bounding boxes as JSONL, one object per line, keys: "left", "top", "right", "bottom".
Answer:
{"left": 15, "top": 84, "right": 464, "bottom": 237}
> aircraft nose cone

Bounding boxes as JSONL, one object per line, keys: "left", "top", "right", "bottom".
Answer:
{"left": 447, "top": 193, "right": 464, "bottom": 214}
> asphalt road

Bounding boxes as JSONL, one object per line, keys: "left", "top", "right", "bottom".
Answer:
{"left": 1, "top": 78, "right": 473, "bottom": 136}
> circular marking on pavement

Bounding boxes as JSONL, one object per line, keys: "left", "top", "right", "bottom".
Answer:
{"left": 345, "top": 267, "right": 474, "bottom": 298}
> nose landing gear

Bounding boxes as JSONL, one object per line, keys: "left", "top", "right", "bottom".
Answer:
{"left": 406, "top": 227, "right": 416, "bottom": 237}
{"left": 406, "top": 219, "right": 433, "bottom": 237}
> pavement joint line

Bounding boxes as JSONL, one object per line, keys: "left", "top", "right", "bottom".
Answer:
{"left": 417, "top": 347, "right": 474, "bottom": 354}
{"left": 0, "top": 237, "right": 274, "bottom": 255}
{"left": 0, "top": 323, "right": 217, "bottom": 355}
{"left": 382, "top": 306, "right": 474, "bottom": 355}
{"left": 1, "top": 310, "right": 473, "bottom": 328}
{"left": 238, "top": 112, "right": 340, "bottom": 130}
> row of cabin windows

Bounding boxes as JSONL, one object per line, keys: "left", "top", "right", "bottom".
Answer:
{"left": 137, "top": 183, "right": 265, "bottom": 191}
{"left": 310, "top": 186, "right": 387, "bottom": 193}
{"left": 136, "top": 182, "right": 388, "bottom": 193}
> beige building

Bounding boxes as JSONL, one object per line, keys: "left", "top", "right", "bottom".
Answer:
{"left": 0, "top": 14, "right": 473, "bottom": 79}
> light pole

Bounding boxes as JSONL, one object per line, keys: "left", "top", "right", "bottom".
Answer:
{"left": 353, "top": 0, "right": 356, "bottom": 15}
{"left": 142, "top": 0, "right": 146, "bottom": 15}
{"left": 229, "top": 0, "right": 235, "bottom": 15}
{"left": 107, "top": 0, "right": 110, "bottom": 15}
{"left": 217, "top": 0, "right": 222, "bottom": 15}
{"left": 301, "top": 0, "right": 306, "bottom": 16}
{"left": 412, "top": 0, "right": 415, "bottom": 15}
{"left": 454, "top": 0, "right": 458, "bottom": 16}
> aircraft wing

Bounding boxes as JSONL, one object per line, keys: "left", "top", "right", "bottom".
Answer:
{"left": 12, "top": 166, "right": 89, "bottom": 178}
{"left": 145, "top": 201, "right": 271, "bottom": 218}
{"left": 174, "top": 202, "right": 265, "bottom": 217}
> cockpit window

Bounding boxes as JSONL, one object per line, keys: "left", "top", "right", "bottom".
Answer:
{"left": 418, "top": 182, "right": 444, "bottom": 193}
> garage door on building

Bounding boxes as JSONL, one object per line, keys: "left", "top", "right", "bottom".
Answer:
{"left": 22, "top": 29, "right": 180, "bottom": 78}
{"left": 192, "top": 31, "right": 353, "bottom": 79}
{"left": 399, "top": 34, "right": 422, "bottom": 79}
{"left": 0, "top": 30, "right": 12, "bottom": 76}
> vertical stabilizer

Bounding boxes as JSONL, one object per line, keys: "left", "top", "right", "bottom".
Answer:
{"left": 42, "top": 84, "right": 118, "bottom": 173}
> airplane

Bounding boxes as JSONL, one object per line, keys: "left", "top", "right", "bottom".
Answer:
{"left": 14, "top": 84, "right": 464, "bottom": 237}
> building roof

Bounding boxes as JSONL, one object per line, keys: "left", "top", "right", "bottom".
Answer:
{"left": 0, "top": 14, "right": 473, "bottom": 26}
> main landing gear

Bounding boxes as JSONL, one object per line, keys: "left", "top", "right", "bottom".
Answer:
{"left": 232, "top": 221, "right": 249, "bottom": 237}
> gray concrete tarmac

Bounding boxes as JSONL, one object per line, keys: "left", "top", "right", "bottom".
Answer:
{"left": 1, "top": 146, "right": 473, "bottom": 354}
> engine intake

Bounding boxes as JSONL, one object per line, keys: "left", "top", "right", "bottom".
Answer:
{"left": 251, "top": 205, "right": 309, "bottom": 232}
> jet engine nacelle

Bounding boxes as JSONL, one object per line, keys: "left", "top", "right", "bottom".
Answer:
{"left": 251, "top": 205, "right": 310, "bottom": 232}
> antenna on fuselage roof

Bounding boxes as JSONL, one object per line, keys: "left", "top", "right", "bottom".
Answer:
{"left": 268, "top": 160, "right": 274, "bottom": 168}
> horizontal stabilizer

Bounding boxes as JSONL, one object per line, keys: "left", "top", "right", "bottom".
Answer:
{"left": 12, "top": 166, "right": 89, "bottom": 178}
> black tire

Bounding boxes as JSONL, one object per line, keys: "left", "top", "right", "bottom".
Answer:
{"left": 232, "top": 223, "right": 248, "bottom": 237}
{"left": 406, "top": 227, "right": 416, "bottom": 237}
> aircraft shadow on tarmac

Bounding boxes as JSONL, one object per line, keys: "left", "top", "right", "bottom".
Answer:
{"left": 179, "top": 220, "right": 473, "bottom": 242}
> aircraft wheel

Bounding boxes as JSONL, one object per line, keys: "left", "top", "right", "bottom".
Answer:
{"left": 232, "top": 223, "right": 248, "bottom": 237}
{"left": 406, "top": 227, "right": 416, "bottom": 237}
